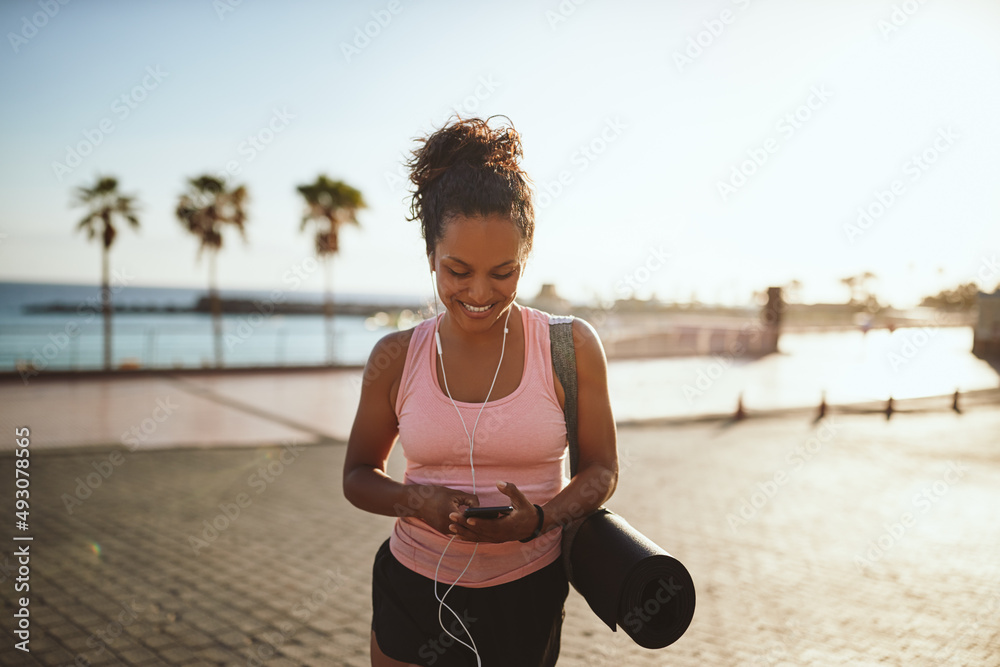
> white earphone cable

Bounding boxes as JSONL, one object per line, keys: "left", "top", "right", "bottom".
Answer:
{"left": 428, "top": 269, "right": 513, "bottom": 665}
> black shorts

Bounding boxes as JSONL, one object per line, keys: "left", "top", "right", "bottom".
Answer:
{"left": 371, "top": 538, "right": 569, "bottom": 666}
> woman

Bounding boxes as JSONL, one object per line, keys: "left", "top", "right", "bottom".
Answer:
{"left": 343, "top": 116, "right": 618, "bottom": 666}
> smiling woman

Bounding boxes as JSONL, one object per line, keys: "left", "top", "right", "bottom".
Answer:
{"left": 343, "top": 117, "right": 618, "bottom": 666}
{"left": 430, "top": 212, "right": 521, "bottom": 333}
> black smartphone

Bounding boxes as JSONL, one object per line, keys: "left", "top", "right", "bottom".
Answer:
{"left": 463, "top": 505, "right": 514, "bottom": 519}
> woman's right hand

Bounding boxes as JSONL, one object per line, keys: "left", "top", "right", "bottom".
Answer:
{"left": 408, "top": 484, "right": 480, "bottom": 537}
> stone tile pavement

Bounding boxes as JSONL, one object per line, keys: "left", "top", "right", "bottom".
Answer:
{"left": 1, "top": 374, "right": 999, "bottom": 665}
{"left": 0, "top": 371, "right": 362, "bottom": 452}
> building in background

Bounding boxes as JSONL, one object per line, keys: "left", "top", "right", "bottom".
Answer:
{"left": 530, "top": 283, "right": 572, "bottom": 315}
{"left": 973, "top": 290, "right": 1000, "bottom": 358}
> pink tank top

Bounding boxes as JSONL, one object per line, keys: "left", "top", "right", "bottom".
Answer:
{"left": 390, "top": 305, "right": 568, "bottom": 587}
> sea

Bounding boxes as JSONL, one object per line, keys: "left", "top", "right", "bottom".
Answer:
{"left": 0, "top": 281, "right": 420, "bottom": 370}
{"left": 2, "top": 281, "right": 998, "bottom": 419}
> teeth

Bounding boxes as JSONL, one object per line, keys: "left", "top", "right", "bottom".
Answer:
{"left": 461, "top": 302, "right": 492, "bottom": 313}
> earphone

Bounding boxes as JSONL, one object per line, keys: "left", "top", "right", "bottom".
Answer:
{"left": 428, "top": 267, "right": 512, "bottom": 666}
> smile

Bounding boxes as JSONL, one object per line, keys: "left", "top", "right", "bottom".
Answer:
{"left": 460, "top": 301, "right": 494, "bottom": 313}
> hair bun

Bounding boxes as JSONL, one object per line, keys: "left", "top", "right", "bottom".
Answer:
{"left": 406, "top": 115, "right": 534, "bottom": 258}
{"left": 409, "top": 116, "right": 523, "bottom": 191}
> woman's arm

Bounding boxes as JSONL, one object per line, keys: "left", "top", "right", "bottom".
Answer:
{"left": 343, "top": 330, "right": 479, "bottom": 536}
{"left": 448, "top": 317, "right": 618, "bottom": 543}
{"left": 536, "top": 317, "right": 618, "bottom": 530}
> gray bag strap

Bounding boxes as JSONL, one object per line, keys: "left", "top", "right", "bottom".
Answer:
{"left": 549, "top": 315, "right": 579, "bottom": 477}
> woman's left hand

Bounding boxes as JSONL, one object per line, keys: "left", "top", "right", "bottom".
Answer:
{"left": 447, "top": 481, "right": 539, "bottom": 543}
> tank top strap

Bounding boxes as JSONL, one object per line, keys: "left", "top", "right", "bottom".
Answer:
{"left": 395, "top": 313, "right": 437, "bottom": 418}
{"left": 522, "top": 306, "right": 557, "bottom": 398}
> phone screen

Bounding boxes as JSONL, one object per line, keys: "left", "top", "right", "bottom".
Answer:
{"left": 463, "top": 505, "right": 514, "bottom": 519}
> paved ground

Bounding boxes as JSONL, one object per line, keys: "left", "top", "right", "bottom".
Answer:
{"left": 0, "top": 371, "right": 362, "bottom": 452}
{"left": 1, "top": 373, "right": 999, "bottom": 666}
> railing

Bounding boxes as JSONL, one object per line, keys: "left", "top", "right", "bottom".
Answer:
{"left": 0, "top": 315, "right": 384, "bottom": 371}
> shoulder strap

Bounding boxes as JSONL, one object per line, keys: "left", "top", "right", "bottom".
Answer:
{"left": 549, "top": 316, "right": 579, "bottom": 477}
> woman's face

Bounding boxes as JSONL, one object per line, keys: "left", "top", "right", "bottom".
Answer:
{"left": 430, "top": 212, "right": 524, "bottom": 336}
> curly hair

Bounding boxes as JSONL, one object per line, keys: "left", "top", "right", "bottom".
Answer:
{"left": 406, "top": 116, "right": 534, "bottom": 259}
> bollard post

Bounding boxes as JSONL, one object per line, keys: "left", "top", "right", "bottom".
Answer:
{"left": 760, "top": 287, "right": 783, "bottom": 355}
{"left": 734, "top": 393, "right": 746, "bottom": 421}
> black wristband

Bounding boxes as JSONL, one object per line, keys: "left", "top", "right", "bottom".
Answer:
{"left": 519, "top": 504, "right": 545, "bottom": 543}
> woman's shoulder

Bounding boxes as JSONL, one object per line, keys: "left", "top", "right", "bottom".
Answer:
{"left": 569, "top": 316, "right": 601, "bottom": 348}
{"left": 370, "top": 327, "right": 415, "bottom": 357}
{"left": 369, "top": 314, "right": 437, "bottom": 355}
{"left": 360, "top": 321, "right": 428, "bottom": 395}
{"left": 521, "top": 305, "right": 602, "bottom": 352}
{"left": 519, "top": 303, "right": 575, "bottom": 327}
{"left": 520, "top": 305, "right": 606, "bottom": 378}
{"left": 566, "top": 317, "right": 608, "bottom": 388}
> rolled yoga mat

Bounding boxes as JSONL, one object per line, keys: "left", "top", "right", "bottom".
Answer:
{"left": 562, "top": 509, "right": 696, "bottom": 649}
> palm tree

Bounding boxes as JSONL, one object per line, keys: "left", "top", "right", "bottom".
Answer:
{"left": 73, "top": 176, "right": 140, "bottom": 370}
{"left": 840, "top": 275, "right": 859, "bottom": 305}
{"left": 175, "top": 175, "right": 248, "bottom": 367}
{"left": 296, "top": 175, "right": 365, "bottom": 364}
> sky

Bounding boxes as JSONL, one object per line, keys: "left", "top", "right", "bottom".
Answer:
{"left": 1, "top": 0, "right": 999, "bottom": 308}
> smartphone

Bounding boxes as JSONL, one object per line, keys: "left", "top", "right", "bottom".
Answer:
{"left": 463, "top": 505, "right": 514, "bottom": 519}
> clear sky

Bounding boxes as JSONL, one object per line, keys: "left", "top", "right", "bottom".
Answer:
{"left": 2, "top": 0, "right": 999, "bottom": 308}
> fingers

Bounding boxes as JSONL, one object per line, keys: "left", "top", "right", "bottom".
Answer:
{"left": 444, "top": 490, "right": 478, "bottom": 537}
{"left": 416, "top": 485, "right": 478, "bottom": 537}
{"left": 446, "top": 488, "right": 478, "bottom": 509}
{"left": 448, "top": 521, "right": 479, "bottom": 541}
{"left": 431, "top": 483, "right": 535, "bottom": 543}
{"left": 448, "top": 515, "right": 501, "bottom": 542}
{"left": 447, "top": 507, "right": 489, "bottom": 541}
{"left": 447, "top": 508, "right": 497, "bottom": 539}
{"left": 496, "top": 481, "right": 530, "bottom": 509}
